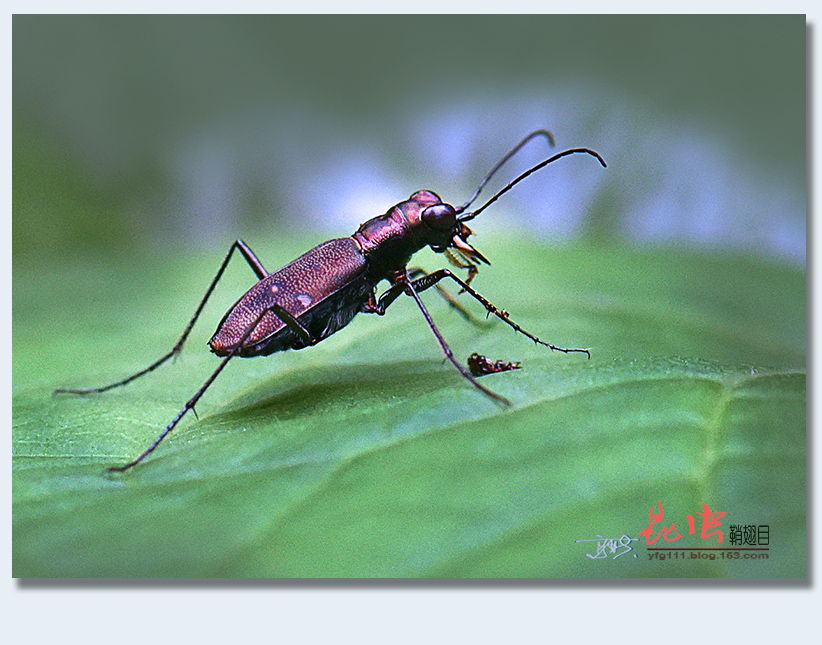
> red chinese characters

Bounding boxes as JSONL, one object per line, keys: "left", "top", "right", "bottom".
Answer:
{"left": 687, "top": 504, "right": 727, "bottom": 543}
{"left": 640, "top": 502, "right": 727, "bottom": 545}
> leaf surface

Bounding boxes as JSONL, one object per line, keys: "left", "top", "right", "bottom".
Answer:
{"left": 13, "top": 241, "right": 806, "bottom": 577}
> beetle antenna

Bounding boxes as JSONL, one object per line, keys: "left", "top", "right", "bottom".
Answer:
{"left": 458, "top": 129, "right": 555, "bottom": 212}
{"left": 459, "top": 147, "right": 607, "bottom": 223}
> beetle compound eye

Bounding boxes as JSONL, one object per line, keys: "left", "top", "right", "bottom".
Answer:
{"left": 422, "top": 203, "right": 457, "bottom": 231}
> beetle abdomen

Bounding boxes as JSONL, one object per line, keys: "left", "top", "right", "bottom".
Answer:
{"left": 251, "top": 274, "right": 374, "bottom": 356}
{"left": 209, "top": 237, "right": 368, "bottom": 356}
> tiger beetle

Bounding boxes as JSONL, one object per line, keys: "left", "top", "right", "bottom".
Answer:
{"left": 56, "top": 130, "right": 606, "bottom": 472}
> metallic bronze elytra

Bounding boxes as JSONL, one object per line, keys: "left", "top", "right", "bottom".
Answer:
{"left": 55, "top": 130, "right": 606, "bottom": 472}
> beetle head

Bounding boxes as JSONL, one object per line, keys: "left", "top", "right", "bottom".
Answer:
{"left": 417, "top": 193, "right": 490, "bottom": 274}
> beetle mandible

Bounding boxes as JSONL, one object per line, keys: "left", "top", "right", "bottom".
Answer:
{"left": 56, "top": 130, "right": 606, "bottom": 472}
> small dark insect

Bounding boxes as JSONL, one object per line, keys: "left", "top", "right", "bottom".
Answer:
{"left": 467, "top": 353, "right": 521, "bottom": 377}
{"left": 56, "top": 130, "right": 606, "bottom": 472}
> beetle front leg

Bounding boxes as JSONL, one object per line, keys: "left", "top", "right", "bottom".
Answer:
{"left": 410, "top": 269, "right": 590, "bottom": 358}
{"left": 362, "top": 283, "right": 404, "bottom": 315}
{"left": 55, "top": 239, "right": 270, "bottom": 395}
{"left": 363, "top": 269, "right": 490, "bottom": 327}
{"left": 408, "top": 267, "right": 489, "bottom": 326}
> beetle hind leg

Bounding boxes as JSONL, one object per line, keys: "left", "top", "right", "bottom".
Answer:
{"left": 55, "top": 239, "right": 270, "bottom": 395}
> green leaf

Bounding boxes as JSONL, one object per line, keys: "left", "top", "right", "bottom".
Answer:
{"left": 13, "top": 240, "right": 805, "bottom": 577}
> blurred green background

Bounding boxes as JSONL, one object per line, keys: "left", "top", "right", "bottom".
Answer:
{"left": 13, "top": 16, "right": 806, "bottom": 578}
{"left": 14, "top": 15, "right": 805, "bottom": 262}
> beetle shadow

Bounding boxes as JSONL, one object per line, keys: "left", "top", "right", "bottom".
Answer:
{"left": 210, "top": 358, "right": 465, "bottom": 423}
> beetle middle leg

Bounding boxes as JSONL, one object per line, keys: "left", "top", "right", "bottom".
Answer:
{"left": 55, "top": 239, "right": 269, "bottom": 395}
{"left": 107, "top": 299, "right": 309, "bottom": 472}
{"left": 396, "top": 273, "right": 511, "bottom": 406}
{"left": 364, "top": 267, "right": 587, "bottom": 404}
